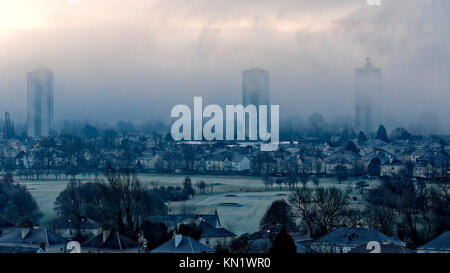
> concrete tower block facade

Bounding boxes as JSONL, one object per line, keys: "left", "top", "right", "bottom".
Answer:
{"left": 27, "top": 68, "right": 54, "bottom": 138}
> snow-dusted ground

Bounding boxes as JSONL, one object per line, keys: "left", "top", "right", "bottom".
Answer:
{"left": 17, "top": 174, "right": 381, "bottom": 234}
{"left": 169, "top": 191, "right": 291, "bottom": 235}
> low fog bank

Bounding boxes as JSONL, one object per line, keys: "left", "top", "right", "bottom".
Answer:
{"left": 0, "top": 0, "right": 449, "bottom": 134}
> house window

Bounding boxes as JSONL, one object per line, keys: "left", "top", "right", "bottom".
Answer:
{"left": 206, "top": 239, "right": 209, "bottom": 245}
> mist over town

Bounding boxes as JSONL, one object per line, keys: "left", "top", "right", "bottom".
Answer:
{"left": 0, "top": 0, "right": 449, "bottom": 260}
{"left": 1, "top": 0, "right": 450, "bottom": 135}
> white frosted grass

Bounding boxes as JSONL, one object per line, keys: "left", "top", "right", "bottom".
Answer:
{"left": 17, "top": 174, "right": 381, "bottom": 234}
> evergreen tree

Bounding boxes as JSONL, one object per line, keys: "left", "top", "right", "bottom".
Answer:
{"left": 268, "top": 226, "right": 297, "bottom": 254}
{"left": 182, "top": 176, "right": 195, "bottom": 198}
{"left": 177, "top": 223, "right": 202, "bottom": 241}
{"left": 4, "top": 185, "right": 42, "bottom": 226}
{"left": 142, "top": 221, "right": 172, "bottom": 250}
{"left": 260, "top": 200, "right": 297, "bottom": 231}
{"left": 400, "top": 130, "right": 412, "bottom": 140}
{"left": 368, "top": 158, "right": 381, "bottom": 177}
{"left": 346, "top": 141, "right": 359, "bottom": 153}
{"left": 357, "top": 131, "right": 368, "bottom": 142}
{"left": 376, "top": 125, "right": 389, "bottom": 142}
{"left": 335, "top": 165, "right": 349, "bottom": 184}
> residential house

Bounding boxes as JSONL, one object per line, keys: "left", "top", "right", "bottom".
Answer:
{"left": 275, "top": 153, "right": 298, "bottom": 173}
{"left": 417, "top": 231, "right": 450, "bottom": 253}
{"left": 81, "top": 230, "right": 140, "bottom": 253}
{"left": 197, "top": 221, "right": 235, "bottom": 247}
{"left": 257, "top": 153, "right": 277, "bottom": 175}
{"left": 413, "top": 159, "right": 434, "bottom": 179}
{"left": 135, "top": 152, "right": 159, "bottom": 170}
{"left": 230, "top": 155, "right": 251, "bottom": 172}
{"left": 431, "top": 152, "right": 449, "bottom": 179}
{"left": 297, "top": 155, "right": 325, "bottom": 175}
{"left": 159, "top": 152, "right": 185, "bottom": 172}
{"left": 193, "top": 155, "right": 207, "bottom": 173}
{"left": 362, "top": 149, "right": 396, "bottom": 172}
{"left": 244, "top": 225, "right": 282, "bottom": 253}
{"left": 0, "top": 147, "right": 19, "bottom": 169}
{"left": 400, "top": 148, "right": 426, "bottom": 163}
{"left": 413, "top": 153, "right": 448, "bottom": 179}
{"left": 289, "top": 232, "right": 314, "bottom": 253}
{"left": 358, "top": 139, "right": 389, "bottom": 154}
{"left": 172, "top": 217, "right": 235, "bottom": 247}
{"left": 0, "top": 227, "right": 68, "bottom": 253}
{"left": 205, "top": 154, "right": 229, "bottom": 172}
{"left": 310, "top": 228, "right": 406, "bottom": 253}
{"left": 242, "top": 226, "right": 311, "bottom": 253}
{"left": 150, "top": 234, "right": 214, "bottom": 253}
{"left": 349, "top": 243, "right": 413, "bottom": 253}
{"left": 54, "top": 216, "right": 102, "bottom": 240}
{"left": 380, "top": 159, "right": 405, "bottom": 177}
{"left": 147, "top": 214, "right": 222, "bottom": 231}
{"left": 0, "top": 216, "right": 15, "bottom": 236}
{"left": 324, "top": 156, "right": 353, "bottom": 175}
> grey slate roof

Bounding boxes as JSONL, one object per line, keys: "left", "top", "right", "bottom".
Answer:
{"left": 383, "top": 159, "right": 404, "bottom": 166}
{"left": 417, "top": 231, "right": 450, "bottom": 251}
{"left": 295, "top": 243, "right": 309, "bottom": 253}
{"left": 54, "top": 216, "right": 101, "bottom": 230}
{"left": 231, "top": 154, "right": 248, "bottom": 162}
{"left": 0, "top": 246, "right": 38, "bottom": 253}
{"left": 150, "top": 236, "right": 214, "bottom": 253}
{"left": 148, "top": 214, "right": 221, "bottom": 229}
{"left": 199, "top": 222, "right": 235, "bottom": 238}
{"left": 0, "top": 228, "right": 68, "bottom": 247}
{"left": 0, "top": 216, "right": 15, "bottom": 228}
{"left": 248, "top": 225, "right": 282, "bottom": 240}
{"left": 205, "top": 154, "right": 229, "bottom": 161}
{"left": 289, "top": 232, "right": 313, "bottom": 243}
{"left": 313, "top": 228, "right": 405, "bottom": 248}
{"left": 82, "top": 232, "right": 139, "bottom": 251}
{"left": 349, "top": 243, "right": 413, "bottom": 253}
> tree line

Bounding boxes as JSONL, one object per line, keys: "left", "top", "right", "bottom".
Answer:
{"left": 225, "top": 178, "right": 449, "bottom": 252}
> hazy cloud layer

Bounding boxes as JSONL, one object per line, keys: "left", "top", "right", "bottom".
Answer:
{"left": 0, "top": 0, "right": 449, "bottom": 133}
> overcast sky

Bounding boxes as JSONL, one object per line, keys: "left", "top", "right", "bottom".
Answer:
{"left": 0, "top": 0, "right": 449, "bottom": 133}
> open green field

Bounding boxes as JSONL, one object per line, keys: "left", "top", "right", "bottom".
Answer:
{"left": 16, "top": 174, "right": 381, "bottom": 235}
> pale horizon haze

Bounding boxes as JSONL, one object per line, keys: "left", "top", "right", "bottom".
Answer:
{"left": 0, "top": 0, "right": 449, "bottom": 134}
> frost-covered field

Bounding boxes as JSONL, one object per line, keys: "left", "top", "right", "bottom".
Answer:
{"left": 17, "top": 179, "right": 69, "bottom": 220}
{"left": 16, "top": 174, "right": 381, "bottom": 234}
{"left": 169, "top": 191, "right": 291, "bottom": 235}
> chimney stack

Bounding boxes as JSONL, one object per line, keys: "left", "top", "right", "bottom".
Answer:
{"left": 102, "top": 229, "right": 111, "bottom": 243}
{"left": 174, "top": 234, "right": 183, "bottom": 248}
{"left": 21, "top": 227, "right": 30, "bottom": 239}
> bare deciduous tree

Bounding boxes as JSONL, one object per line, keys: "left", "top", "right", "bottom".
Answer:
{"left": 289, "top": 187, "right": 348, "bottom": 238}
